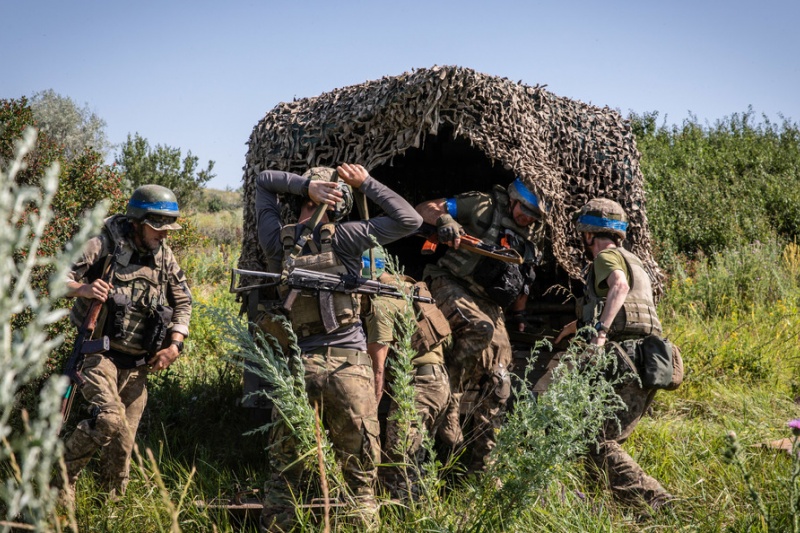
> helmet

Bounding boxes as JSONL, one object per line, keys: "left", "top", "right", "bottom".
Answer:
{"left": 302, "top": 166, "right": 353, "bottom": 222}
{"left": 126, "top": 184, "right": 182, "bottom": 230}
{"left": 507, "top": 177, "right": 545, "bottom": 220}
{"left": 573, "top": 198, "right": 628, "bottom": 239}
{"left": 361, "top": 246, "right": 387, "bottom": 278}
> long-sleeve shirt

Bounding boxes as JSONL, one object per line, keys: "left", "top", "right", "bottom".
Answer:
{"left": 67, "top": 215, "right": 192, "bottom": 350}
{"left": 255, "top": 170, "right": 422, "bottom": 351}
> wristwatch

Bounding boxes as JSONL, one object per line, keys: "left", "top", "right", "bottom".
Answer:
{"left": 170, "top": 340, "right": 184, "bottom": 353}
{"left": 594, "top": 321, "right": 608, "bottom": 334}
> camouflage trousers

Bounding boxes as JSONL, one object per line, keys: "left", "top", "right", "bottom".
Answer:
{"left": 587, "top": 368, "right": 671, "bottom": 506}
{"left": 381, "top": 363, "right": 450, "bottom": 493}
{"left": 62, "top": 353, "right": 148, "bottom": 496}
{"left": 262, "top": 349, "right": 380, "bottom": 529}
{"left": 428, "top": 276, "right": 512, "bottom": 472}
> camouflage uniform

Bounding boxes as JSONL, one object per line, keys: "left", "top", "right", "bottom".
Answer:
{"left": 424, "top": 184, "right": 542, "bottom": 472}
{"left": 254, "top": 170, "right": 422, "bottom": 530}
{"left": 63, "top": 214, "right": 192, "bottom": 497}
{"left": 363, "top": 286, "right": 451, "bottom": 496}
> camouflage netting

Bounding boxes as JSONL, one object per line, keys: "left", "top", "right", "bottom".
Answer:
{"left": 239, "top": 65, "right": 663, "bottom": 293}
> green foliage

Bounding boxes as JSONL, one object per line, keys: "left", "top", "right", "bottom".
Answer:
{"left": 633, "top": 109, "right": 800, "bottom": 259}
{"left": 116, "top": 132, "right": 215, "bottom": 211}
{"left": 721, "top": 422, "right": 800, "bottom": 532}
{"left": 0, "top": 127, "right": 106, "bottom": 530}
{"left": 218, "top": 306, "right": 343, "bottom": 475}
{"left": 200, "top": 187, "right": 242, "bottom": 214}
{"left": 0, "top": 97, "right": 62, "bottom": 186}
{"left": 29, "top": 89, "right": 111, "bottom": 159}
{"left": 188, "top": 208, "right": 243, "bottom": 247}
{"left": 1, "top": 98, "right": 127, "bottom": 419}
{"left": 454, "top": 343, "right": 624, "bottom": 532}
{"left": 662, "top": 239, "right": 797, "bottom": 318}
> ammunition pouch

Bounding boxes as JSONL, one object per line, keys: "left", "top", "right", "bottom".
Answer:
{"left": 635, "top": 335, "right": 684, "bottom": 390}
{"left": 105, "top": 293, "right": 132, "bottom": 339}
{"left": 410, "top": 281, "right": 451, "bottom": 353}
{"left": 609, "top": 336, "right": 684, "bottom": 390}
{"left": 471, "top": 256, "right": 524, "bottom": 308}
{"left": 141, "top": 304, "right": 174, "bottom": 355}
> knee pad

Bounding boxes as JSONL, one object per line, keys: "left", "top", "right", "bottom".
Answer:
{"left": 470, "top": 320, "right": 494, "bottom": 347}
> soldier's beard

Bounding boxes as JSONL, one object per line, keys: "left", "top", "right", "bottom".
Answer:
{"left": 134, "top": 224, "right": 162, "bottom": 253}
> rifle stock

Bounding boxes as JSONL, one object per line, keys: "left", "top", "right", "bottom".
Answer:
{"left": 416, "top": 222, "right": 524, "bottom": 264}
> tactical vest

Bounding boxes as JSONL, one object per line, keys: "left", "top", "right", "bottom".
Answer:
{"left": 71, "top": 215, "right": 171, "bottom": 356}
{"left": 580, "top": 247, "right": 662, "bottom": 340}
{"left": 438, "top": 185, "right": 538, "bottom": 297}
{"left": 402, "top": 276, "right": 451, "bottom": 353}
{"left": 279, "top": 222, "right": 360, "bottom": 339}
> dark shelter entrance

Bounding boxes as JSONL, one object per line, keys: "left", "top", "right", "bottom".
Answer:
{"left": 367, "top": 124, "right": 576, "bottom": 347}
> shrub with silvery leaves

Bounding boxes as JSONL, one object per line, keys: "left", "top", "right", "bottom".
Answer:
{"left": 0, "top": 127, "right": 107, "bottom": 530}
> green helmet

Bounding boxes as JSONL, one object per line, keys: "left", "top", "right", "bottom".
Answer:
{"left": 126, "top": 184, "right": 182, "bottom": 230}
{"left": 302, "top": 166, "right": 354, "bottom": 222}
{"left": 507, "top": 177, "right": 545, "bottom": 220}
{"left": 573, "top": 198, "right": 628, "bottom": 239}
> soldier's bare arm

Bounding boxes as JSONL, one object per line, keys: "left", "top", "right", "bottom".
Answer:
{"left": 65, "top": 279, "right": 112, "bottom": 301}
{"left": 592, "top": 269, "right": 629, "bottom": 346}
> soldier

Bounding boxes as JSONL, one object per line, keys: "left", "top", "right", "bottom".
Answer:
{"left": 415, "top": 177, "right": 545, "bottom": 473}
{"left": 254, "top": 164, "right": 422, "bottom": 531}
{"left": 555, "top": 198, "right": 676, "bottom": 511}
{"left": 61, "top": 185, "right": 192, "bottom": 502}
{"left": 359, "top": 249, "right": 452, "bottom": 499}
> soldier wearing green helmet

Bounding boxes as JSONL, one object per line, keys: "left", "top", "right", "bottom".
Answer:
{"left": 60, "top": 184, "right": 192, "bottom": 505}
{"left": 556, "top": 197, "right": 678, "bottom": 512}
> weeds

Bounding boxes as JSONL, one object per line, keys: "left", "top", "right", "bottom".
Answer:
{"left": 456, "top": 339, "right": 625, "bottom": 532}
{"left": 721, "top": 420, "right": 800, "bottom": 532}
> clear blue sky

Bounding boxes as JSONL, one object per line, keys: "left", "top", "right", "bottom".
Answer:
{"left": 2, "top": 0, "right": 798, "bottom": 190}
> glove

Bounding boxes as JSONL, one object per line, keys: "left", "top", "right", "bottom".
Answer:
{"left": 436, "top": 214, "right": 464, "bottom": 244}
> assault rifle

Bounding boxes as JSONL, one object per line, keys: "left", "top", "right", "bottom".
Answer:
{"left": 60, "top": 242, "right": 122, "bottom": 428}
{"left": 231, "top": 267, "right": 433, "bottom": 333}
{"left": 230, "top": 268, "right": 434, "bottom": 333}
{"left": 417, "top": 222, "right": 524, "bottom": 265}
{"left": 231, "top": 267, "right": 433, "bottom": 304}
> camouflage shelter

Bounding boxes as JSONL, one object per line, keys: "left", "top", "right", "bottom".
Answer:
{"left": 239, "top": 65, "right": 662, "bottom": 334}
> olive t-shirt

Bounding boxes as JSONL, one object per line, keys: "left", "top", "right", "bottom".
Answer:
{"left": 593, "top": 248, "right": 631, "bottom": 297}
{"left": 365, "top": 292, "right": 448, "bottom": 366}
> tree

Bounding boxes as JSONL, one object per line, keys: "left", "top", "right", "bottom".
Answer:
{"left": 116, "top": 132, "right": 215, "bottom": 210}
{"left": 29, "top": 89, "right": 111, "bottom": 159}
{"left": 0, "top": 97, "right": 62, "bottom": 186}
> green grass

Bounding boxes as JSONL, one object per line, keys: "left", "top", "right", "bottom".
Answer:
{"left": 54, "top": 212, "right": 800, "bottom": 532}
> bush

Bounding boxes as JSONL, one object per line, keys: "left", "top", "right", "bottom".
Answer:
{"left": 662, "top": 239, "right": 797, "bottom": 318}
{"left": 0, "top": 128, "right": 107, "bottom": 530}
{"left": 633, "top": 110, "right": 800, "bottom": 259}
